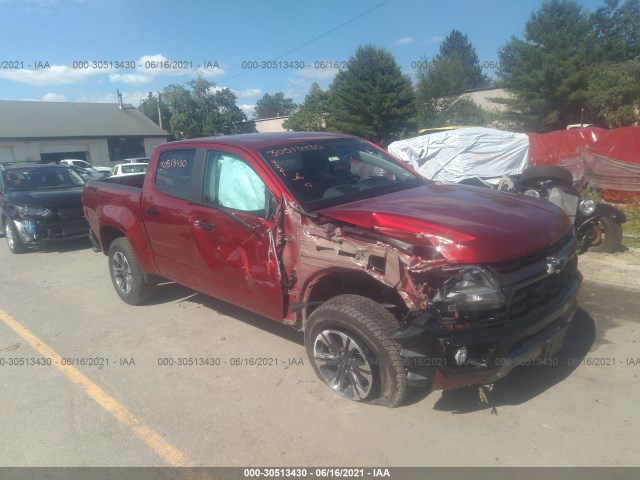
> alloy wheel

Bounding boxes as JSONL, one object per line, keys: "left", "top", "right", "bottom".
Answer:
{"left": 111, "top": 251, "right": 132, "bottom": 294}
{"left": 312, "top": 329, "right": 374, "bottom": 400}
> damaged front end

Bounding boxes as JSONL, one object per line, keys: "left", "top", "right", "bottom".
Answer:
{"left": 288, "top": 202, "right": 581, "bottom": 392}
{"left": 393, "top": 230, "right": 581, "bottom": 391}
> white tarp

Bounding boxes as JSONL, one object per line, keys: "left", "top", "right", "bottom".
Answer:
{"left": 387, "top": 127, "right": 530, "bottom": 183}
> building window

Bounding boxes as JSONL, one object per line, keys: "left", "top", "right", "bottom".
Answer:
{"left": 107, "top": 137, "right": 146, "bottom": 162}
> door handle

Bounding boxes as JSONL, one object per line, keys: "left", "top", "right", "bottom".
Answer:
{"left": 194, "top": 220, "right": 215, "bottom": 231}
{"left": 146, "top": 208, "right": 160, "bottom": 216}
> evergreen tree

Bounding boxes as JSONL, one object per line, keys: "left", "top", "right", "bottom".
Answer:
{"left": 254, "top": 92, "right": 297, "bottom": 119}
{"left": 415, "top": 29, "right": 489, "bottom": 128}
{"left": 497, "top": 0, "right": 592, "bottom": 130}
{"left": 587, "top": 59, "right": 640, "bottom": 127}
{"left": 327, "top": 44, "right": 415, "bottom": 146}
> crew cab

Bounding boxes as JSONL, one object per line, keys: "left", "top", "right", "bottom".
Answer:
{"left": 1, "top": 162, "right": 89, "bottom": 253}
{"left": 83, "top": 132, "right": 582, "bottom": 406}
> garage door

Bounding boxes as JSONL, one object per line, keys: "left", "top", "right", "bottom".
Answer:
{"left": 39, "top": 144, "right": 89, "bottom": 162}
{"left": 0, "top": 146, "right": 15, "bottom": 163}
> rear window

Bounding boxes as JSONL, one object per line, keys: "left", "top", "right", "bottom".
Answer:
{"left": 154, "top": 150, "right": 196, "bottom": 199}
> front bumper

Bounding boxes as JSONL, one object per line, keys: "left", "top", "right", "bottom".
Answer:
{"left": 13, "top": 217, "right": 89, "bottom": 244}
{"left": 394, "top": 271, "right": 582, "bottom": 390}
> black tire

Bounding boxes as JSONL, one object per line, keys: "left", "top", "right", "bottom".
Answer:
{"left": 520, "top": 165, "right": 574, "bottom": 187}
{"left": 4, "top": 219, "right": 27, "bottom": 254}
{"left": 304, "top": 294, "right": 408, "bottom": 407}
{"left": 586, "top": 216, "right": 623, "bottom": 253}
{"left": 108, "top": 237, "right": 156, "bottom": 305}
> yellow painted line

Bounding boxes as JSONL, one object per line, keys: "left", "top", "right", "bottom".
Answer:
{"left": 0, "top": 308, "right": 191, "bottom": 467}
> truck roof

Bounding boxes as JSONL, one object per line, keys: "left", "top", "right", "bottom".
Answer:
{"left": 163, "top": 132, "right": 357, "bottom": 151}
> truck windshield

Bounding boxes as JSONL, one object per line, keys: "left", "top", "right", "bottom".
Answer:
{"left": 259, "top": 138, "right": 424, "bottom": 210}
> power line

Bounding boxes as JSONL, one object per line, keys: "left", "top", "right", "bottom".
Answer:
{"left": 217, "top": 0, "right": 393, "bottom": 83}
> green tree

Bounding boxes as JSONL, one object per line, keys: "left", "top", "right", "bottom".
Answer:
{"left": 585, "top": 0, "right": 640, "bottom": 127}
{"left": 139, "top": 92, "right": 171, "bottom": 131}
{"left": 157, "top": 76, "right": 246, "bottom": 139}
{"left": 587, "top": 59, "right": 640, "bottom": 127}
{"left": 496, "top": 0, "right": 593, "bottom": 130}
{"left": 590, "top": 0, "right": 640, "bottom": 64}
{"left": 254, "top": 92, "right": 297, "bottom": 119}
{"left": 327, "top": 44, "right": 415, "bottom": 146}
{"left": 282, "top": 83, "right": 330, "bottom": 131}
{"left": 415, "top": 29, "right": 489, "bottom": 128}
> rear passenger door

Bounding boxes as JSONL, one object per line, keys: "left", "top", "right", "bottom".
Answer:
{"left": 141, "top": 148, "right": 206, "bottom": 286}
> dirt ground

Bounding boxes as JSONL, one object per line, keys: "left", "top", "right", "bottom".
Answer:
{"left": 577, "top": 247, "right": 640, "bottom": 290}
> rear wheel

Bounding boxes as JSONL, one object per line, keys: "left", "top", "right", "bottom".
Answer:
{"left": 108, "top": 237, "right": 156, "bottom": 305}
{"left": 305, "top": 295, "right": 408, "bottom": 407}
{"left": 4, "top": 219, "right": 26, "bottom": 254}
{"left": 585, "top": 216, "right": 623, "bottom": 253}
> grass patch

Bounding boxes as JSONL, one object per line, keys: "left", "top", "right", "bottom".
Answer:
{"left": 621, "top": 202, "right": 640, "bottom": 249}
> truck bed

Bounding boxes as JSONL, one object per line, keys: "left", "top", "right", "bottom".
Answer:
{"left": 82, "top": 174, "right": 146, "bottom": 251}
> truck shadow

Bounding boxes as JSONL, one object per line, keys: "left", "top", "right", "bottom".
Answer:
{"left": 147, "top": 282, "right": 610, "bottom": 411}
{"left": 421, "top": 307, "right": 596, "bottom": 412}
{"left": 149, "top": 282, "right": 305, "bottom": 345}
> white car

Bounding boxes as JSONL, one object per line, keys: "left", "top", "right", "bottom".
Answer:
{"left": 109, "top": 163, "right": 148, "bottom": 176}
{"left": 59, "top": 159, "right": 111, "bottom": 175}
{"left": 121, "top": 157, "right": 150, "bottom": 164}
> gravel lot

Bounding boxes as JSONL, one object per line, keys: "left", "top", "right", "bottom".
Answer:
{"left": 0, "top": 238, "right": 639, "bottom": 469}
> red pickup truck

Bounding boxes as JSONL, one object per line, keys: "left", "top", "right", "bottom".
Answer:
{"left": 83, "top": 132, "right": 581, "bottom": 407}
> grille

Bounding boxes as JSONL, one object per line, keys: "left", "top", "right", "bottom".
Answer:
{"left": 57, "top": 206, "right": 85, "bottom": 221}
{"left": 487, "top": 229, "right": 578, "bottom": 325}
{"left": 508, "top": 253, "right": 577, "bottom": 321}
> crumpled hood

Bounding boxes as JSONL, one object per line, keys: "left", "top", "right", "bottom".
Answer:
{"left": 6, "top": 187, "right": 84, "bottom": 210}
{"left": 317, "top": 183, "right": 572, "bottom": 264}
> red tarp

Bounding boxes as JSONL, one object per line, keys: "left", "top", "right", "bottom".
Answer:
{"left": 527, "top": 127, "right": 607, "bottom": 166}
{"left": 527, "top": 127, "right": 640, "bottom": 203}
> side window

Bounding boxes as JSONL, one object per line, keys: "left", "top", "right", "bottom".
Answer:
{"left": 203, "top": 151, "right": 267, "bottom": 216}
{"left": 155, "top": 149, "right": 196, "bottom": 199}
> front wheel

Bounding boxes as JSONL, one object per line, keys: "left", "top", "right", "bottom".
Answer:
{"left": 304, "top": 295, "right": 408, "bottom": 407}
{"left": 108, "top": 237, "right": 156, "bottom": 305}
{"left": 4, "top": 219, "right": 27, "bottom": 254}
{"left": 583, "top": 216, "right": 623, "bottom": 253}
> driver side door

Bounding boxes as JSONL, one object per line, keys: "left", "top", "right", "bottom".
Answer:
{"left": 191, "top": 148, "right": 283, "bottom": 320}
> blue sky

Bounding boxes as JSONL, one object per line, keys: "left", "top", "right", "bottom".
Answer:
{"left": 1, "top": 0, "right": 605, "bottom": 117}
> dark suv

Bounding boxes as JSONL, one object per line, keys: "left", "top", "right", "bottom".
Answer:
{"left": 0, "top": 162, "right": 89, "bottom": 253}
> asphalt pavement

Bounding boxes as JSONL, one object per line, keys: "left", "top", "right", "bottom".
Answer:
{"left": 1, "top": 238, "right": 639, "bottom": 469}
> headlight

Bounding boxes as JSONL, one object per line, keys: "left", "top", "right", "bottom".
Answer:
{"left": 15, "top": 205, "right": 53, "bottom": 219}
{"left": 524, "top": 189, "right": 540, "bottom": 198}
{"left": 579, "top": 198, "right": 596, "bottom": 215}
{"left": 435, "top": 266, "right": 506, "bottom": 312}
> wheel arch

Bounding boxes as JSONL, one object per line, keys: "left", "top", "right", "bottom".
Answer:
{"left": 298, "top": 268, "right": 406, "bottom": 330}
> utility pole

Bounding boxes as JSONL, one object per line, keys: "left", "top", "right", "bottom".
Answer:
{"left": 157, "top": 92, "right": 163, "bottom": 129}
